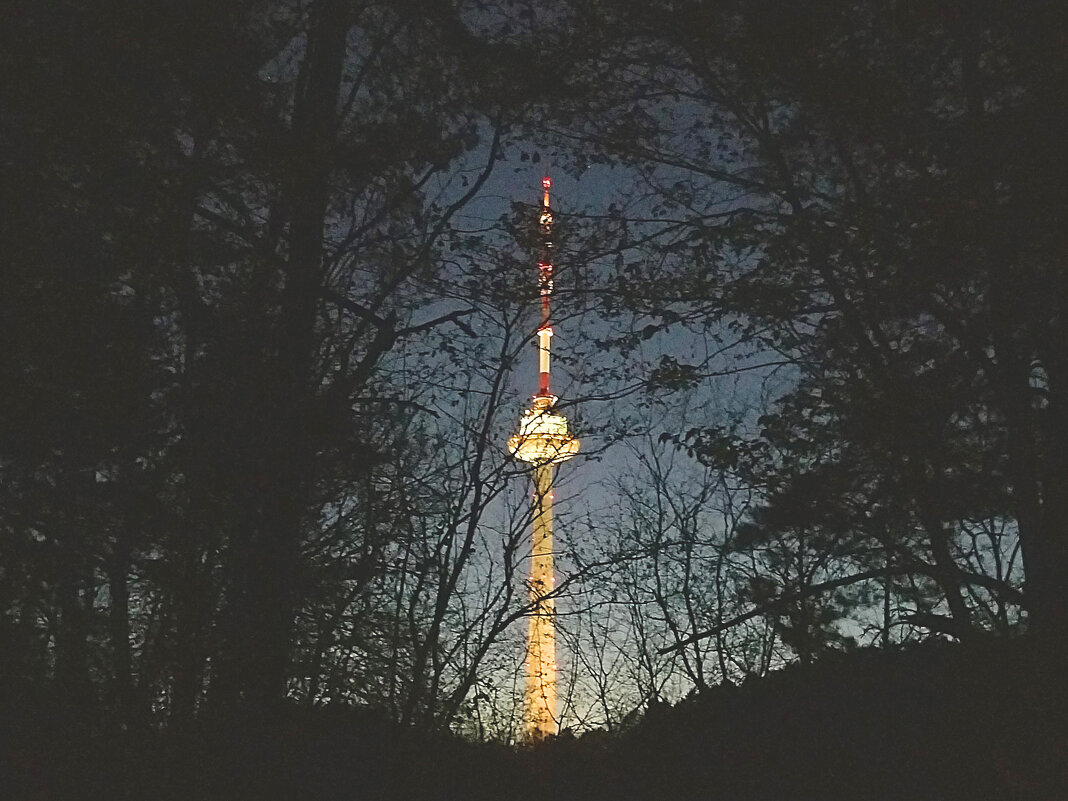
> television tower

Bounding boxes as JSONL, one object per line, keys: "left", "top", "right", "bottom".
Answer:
{"left": 508, "top": 177, "right": 579, "bottom": 742}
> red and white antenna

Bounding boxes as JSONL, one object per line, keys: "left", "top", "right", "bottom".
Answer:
{"left": 537, "top": 176, "right": 554, "bottom": 398}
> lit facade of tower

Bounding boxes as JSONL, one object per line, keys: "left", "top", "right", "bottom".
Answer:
{"left": 508, "top": 177, "right": 579, "bottom": 742}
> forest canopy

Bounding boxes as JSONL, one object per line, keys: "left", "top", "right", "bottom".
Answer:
{"left": 0, "top": 0, "right": 1065, "bottom": 740}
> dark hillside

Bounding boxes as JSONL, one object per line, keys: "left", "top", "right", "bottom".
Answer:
{"left": 589, "top": 637, "right": 1067, "bottom": 800}
{"left": 3, "top": 637, "right": 1065, "bottom": 800}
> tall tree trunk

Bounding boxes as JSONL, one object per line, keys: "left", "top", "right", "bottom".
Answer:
{"left": 55, "top": 550, "right": 91, "bottom": 726}
{"left": 219, "top": 0, "right": 350, "bottom": 709}
{"left": 107, "top": 538, "right": 133, "bottom": 726}
{"left": 1034, "top": 347, "right": 1068, "bottom": 650}
{"left": 171, "top": 541, "right": 209, "bottom": 727}
{"left": 914, "top": 482, "right": 973, "bottom": 638}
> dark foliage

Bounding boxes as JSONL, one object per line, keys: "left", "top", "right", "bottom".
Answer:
{"left": 4, "top": 638, "right": 1065, "bottom": 800}
{"left": 1, "top": 0, "right": 1066, "bottom": 793}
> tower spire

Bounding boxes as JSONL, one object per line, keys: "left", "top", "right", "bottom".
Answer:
{"left": 537, "top": 176, "right": 554, "bottom": 397}
{"left": 508, "top": 177, "right": 579, "bottom": 742}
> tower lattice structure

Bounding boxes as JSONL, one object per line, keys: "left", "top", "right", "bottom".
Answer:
{"left": 508, "top": 177, "right": 579, "bottom": 742}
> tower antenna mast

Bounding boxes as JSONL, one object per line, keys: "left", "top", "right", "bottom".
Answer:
{"left": 508, "top": 177, "right": 579, "bottom": 742}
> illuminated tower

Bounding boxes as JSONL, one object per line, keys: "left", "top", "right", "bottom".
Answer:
{"left": 508, "top": 177, "right": 579, "bottom": 742}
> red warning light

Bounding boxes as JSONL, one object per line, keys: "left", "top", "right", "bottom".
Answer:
{"left": 542, "top": 176, "right": 552, "bottom": 189}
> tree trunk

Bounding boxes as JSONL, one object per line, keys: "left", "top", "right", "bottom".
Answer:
{"left": 914, "top": 479, "right": 973, "bottom": 638}
{"left": 217, "top": 0, "right": 350, "bottom": 709}
{"left": 107, "top": 540, "right": 133, "bottom": 726}
{"left": 55, "top": 551, "right": 91, "bottom": 726}
{"left": 1033, "top": 347, "right": 1068, "bottom": 652}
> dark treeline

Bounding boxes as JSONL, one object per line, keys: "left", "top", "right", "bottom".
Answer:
{"left": 9, "top": 637, "right": 1065, "bottom": 799}
{"left": 2, "top": 0, "right": 1067, "bottom": 794}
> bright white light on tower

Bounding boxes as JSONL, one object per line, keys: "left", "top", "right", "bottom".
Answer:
{"left": 508, "top": 399, "right": 579, "bottom": 464}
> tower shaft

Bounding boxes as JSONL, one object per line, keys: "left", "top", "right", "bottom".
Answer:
{"left": 525, "top": 463, "right": 557, "bottom": 738}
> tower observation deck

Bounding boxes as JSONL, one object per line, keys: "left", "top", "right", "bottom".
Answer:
{"left": 507, "top": 177, "right": 579, "bottom": 742}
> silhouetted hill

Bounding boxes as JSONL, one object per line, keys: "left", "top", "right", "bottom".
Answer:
{"left": 575, "top": 636, "right": 1067, "bottom": 800}
{"left": 3, "top": 637, "right": 1065, "bottom": 800}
